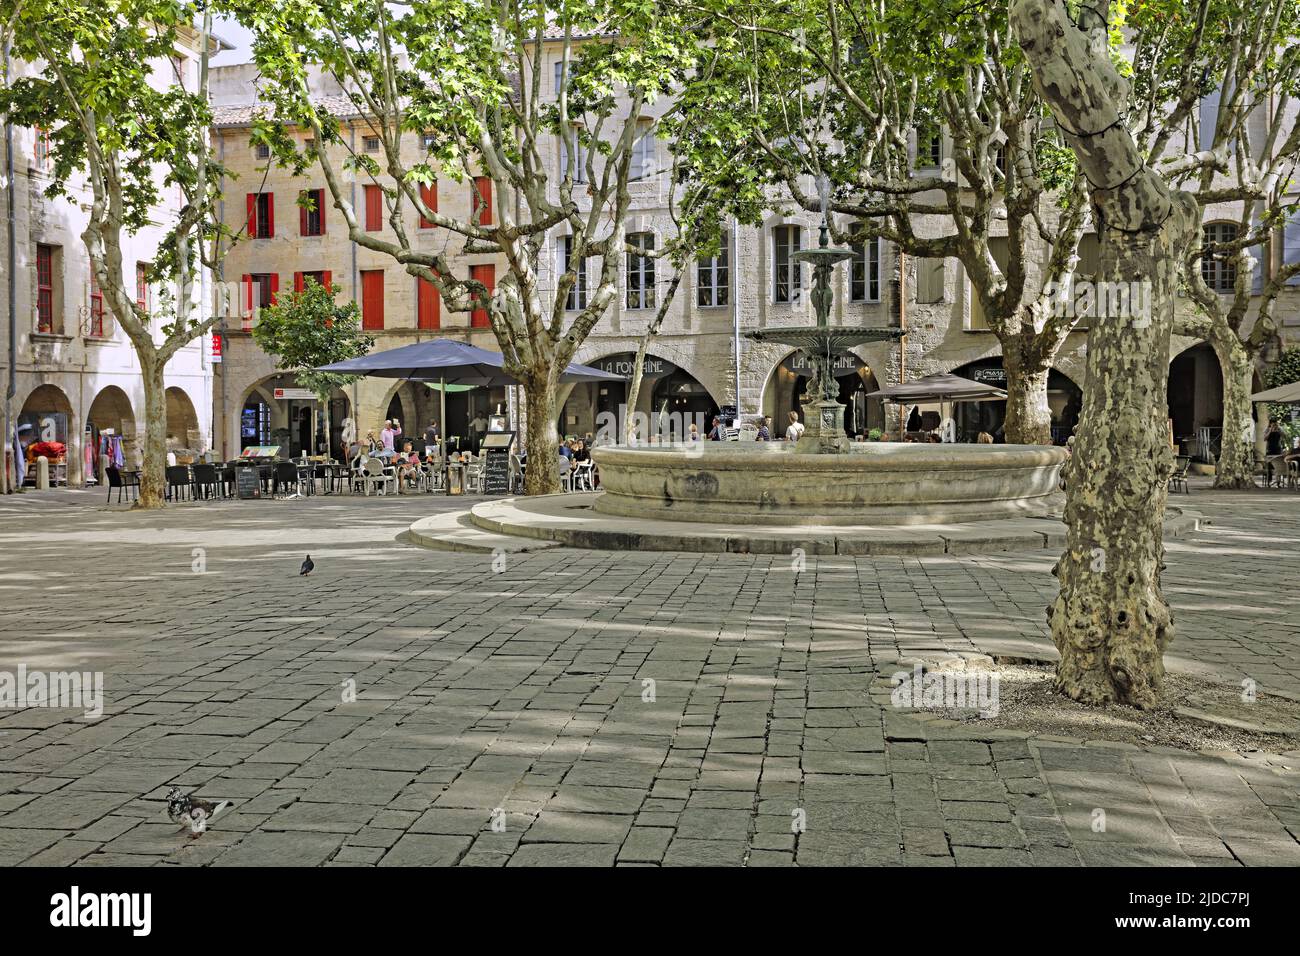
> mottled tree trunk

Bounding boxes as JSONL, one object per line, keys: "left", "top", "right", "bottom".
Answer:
{"left": 1002, "top": 341, "right": 1054, "bottom": 445}
{"left": 522, "top": 376, "right": 560, "bottom": 495}
{"left": 1209, "top": 333, "right": 1256, "bottom": 489}
{"left": 137, "top": 358, "right": 168, "bottom": 510}
{"left": 1048, "top": 222, "right": 1189, "bottom": 708}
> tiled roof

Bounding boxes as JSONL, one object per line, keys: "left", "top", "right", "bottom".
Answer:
{"left": 543, "top": 24, "right": 616, "bottom": 40}
{"left": 211, "top": 95, "right": 365, "bottom": 128}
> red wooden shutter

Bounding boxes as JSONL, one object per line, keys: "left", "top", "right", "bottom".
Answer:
{"left": 419, "top": 182, "right": 437, "bottom": 228}
{"left": 469, "top": 264, "right": 494, "bottom": 328}
{"left": 417, "top": 276, "right": 440, "bottom": 330}
{"left": 270, "top": 273, "right": 280, "bottom": 305}
{"left": 473, "top": 177, "right": 492, "bottom": 225}
{"left": 246, "top": 194, "right": 256, "bottom": 237}
{"left": 265, "top": 194, "right": 274, "bottom": 237}
{"left": 317, "top": 189, "right": 326, "bottom": 234}
{"left": 364, "top": 185, "right": 382, "bottom": 231}
{"left": 294, "top": 272, "right": 304, "bottom": 293}
{"left": 299, "top": 198, "right": 308, "bottom": 236}
{"left": 241, "top": 273, "right": 252, "bottom": 315}
{"left": 361, "top": 270, "right": 384, "bottom": 330}
{"left": 322, "top": 270, "right": 332, "bottom": 293}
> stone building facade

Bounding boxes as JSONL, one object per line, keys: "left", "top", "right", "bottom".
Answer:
{"left": 207, "top": 40, "right": 1300, "bottom": 460}
{"left": 1, "top": 30, "right": 216, "bottom": 492}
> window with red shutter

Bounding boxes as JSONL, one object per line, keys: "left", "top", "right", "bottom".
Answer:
{"left": 469, "top": 264, "right": 494, "bottom": 328}
{"left": 248, "top": 193, "right": 274, "bottom": 238}
{"left": 472, "top": 177, "right": 492, "bottom": 226}
{"left": 136, "top": 262, "right": 151, "bottom": 313}
{"left": 361, "top": 270, "right": 384, "bottom": 330}
{"left": 418, "top": 182, "right": 437, "bottom": 228}
{"left": 364, "top": 185, "right": 383, "bottom": 232}
{"left": 417, "top": 276, "right": 440, "bottom": 330}
{"left": 36, "top": 244, "right": 54, "bottom": 332}
{"left": 300, "top": 189, "right": 325, "bottom": 236}
{"left": 89, "top": 273, "right": 104, "bottom": 337}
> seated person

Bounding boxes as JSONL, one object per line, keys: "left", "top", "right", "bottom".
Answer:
{"left": 395, "top": 441, "right": 422, "bottom": 487}
{"left": 572, "top": 439, "right": 591, "bottom": 463}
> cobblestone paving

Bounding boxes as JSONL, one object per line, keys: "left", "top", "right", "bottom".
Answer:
{"left": 0, "top": 482, "right": 1297, "bottom": 866}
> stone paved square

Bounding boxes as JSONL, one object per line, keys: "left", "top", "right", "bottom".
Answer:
{"left": 0, "top": 484, "right": 1297, "bottom": 867}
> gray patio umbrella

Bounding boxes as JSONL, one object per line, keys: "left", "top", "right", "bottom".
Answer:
{"left": 1250, "top": 380, "right": 1300, "bottom": 404}
{"left": 866, "top": 372, "right": 1007, "bottom": 439}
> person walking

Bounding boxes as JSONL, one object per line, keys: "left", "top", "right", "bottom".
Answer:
{"left": 785, "top": 411, "right": 805, "bottom": 442}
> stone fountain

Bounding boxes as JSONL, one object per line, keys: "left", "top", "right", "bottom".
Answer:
{"left": 585, "top": 182, "right": 1067, "bottom": 528}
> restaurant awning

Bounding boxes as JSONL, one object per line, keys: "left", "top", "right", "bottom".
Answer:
{"left": 866, "top": 372, "right": 1008, "bottom": 403}
{"left": 1250, "top": 380, "right": 1300, "bottom": 404}
{"left": 316, "top": 338, "right": 623, "bottom": 385}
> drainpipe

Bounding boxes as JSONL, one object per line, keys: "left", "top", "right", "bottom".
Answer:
{"left": 217, "top": 130, "right": 228, "bottom": 459}
{"left": 897, "top": 245, "right": 907, "bottom": 438}
{"left": 349, "top": 122, "right": 359, "bottom": 436}
{"left": 731, "top": 216, "right": 740, "bottom": 419}
{"left": 3, "top": 38, "right": 16, "bottom": 493}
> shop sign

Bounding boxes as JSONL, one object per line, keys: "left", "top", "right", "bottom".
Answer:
{"left": 972, "top": 367, "right": 1007, "bottom": 384}
{"left": 594, "top": 355, "right": 675, "bottom": 378}
{"left": 273, "top": 387, "right": 317, "bottom": 401}
{"left": 211, "top": 333, "right": 223, "bottom": 363}
{"left": 783, "top": 352, "right": 861, "bottom": 375}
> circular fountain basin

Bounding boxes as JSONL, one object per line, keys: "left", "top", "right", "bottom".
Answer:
{"left": 591, "top": 441, "right": 1066, "bottom": 526}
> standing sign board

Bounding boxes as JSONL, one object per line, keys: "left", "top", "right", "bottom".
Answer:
{"left": 480, "top": 431, "right": 514, "bottom": 495}
{"left": 235, "top": 464, "right": 262, "bottom": 499}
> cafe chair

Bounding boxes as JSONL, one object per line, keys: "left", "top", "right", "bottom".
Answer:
{"left": 105, "top": 466, "right": 139, "bottom": 504}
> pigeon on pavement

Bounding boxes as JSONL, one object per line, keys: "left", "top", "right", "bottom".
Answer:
{"left": 300, "top": 554, "right": 314, "bottom": 576}
{"left": 165, "top": 786, "right": 231, "bottom": 836}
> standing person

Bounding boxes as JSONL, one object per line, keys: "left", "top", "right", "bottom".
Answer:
{"left": 380, "top": 419, "right": 400, "bottom": 456}
{"left": 785, "top": 411, "right": 805, "bottom": 442}
{"left": 423, "top": 420, "right": 440, "bottom": 454}
{"left": 1265, "top": 417, "right": 1285, "bottom": 456}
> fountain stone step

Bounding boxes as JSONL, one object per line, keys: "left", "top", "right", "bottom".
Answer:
{"left": 406, "top": 509, "right": 562, "bottom": 554}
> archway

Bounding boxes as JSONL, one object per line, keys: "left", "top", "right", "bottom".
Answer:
{"left": 165, "top": 387, "right": 203, "bottom": 455}
{"left": 17, "top": 384, "right": 76, "bottom": 486}
{"left": 764, "top": 351, "right": 883, "bottom": 439}
{"left": 951, "top": 358, "right": 1082, "bottom": 444}
{"left": 86, "top": 385, "right": 137, "bottom": 484}
{"left": 564, "top": 352, "right": 719, "bottom": 442}
{"left": 237, "top": 374, "right": 351, "bottom": 459}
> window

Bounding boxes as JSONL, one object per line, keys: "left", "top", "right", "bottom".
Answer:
{"left": 246, "top": 192, "right": 274, "bottom": 239}
{"left": 850, "top": 236, "right": 882, "bottom": 303}
{"left": 418, "top": 182, "right": 437, "bottom": 229}
{"left": 88, "top": 272, "right": 104, "bottom": 337}
{"left": 34, "top": 127, "right": 51, "bottom": 170}
{"left": 242, "top": 273, "right": 279, "bottom": 319}
{"left": 1201, "top": 222, "right": 1239, "bottom": 292}
{"left": 916, "top": 127, "right": 942, "bottom": 168}
{"left": 554, "top": 60, "right": 568, "bottom": 100}
{"left": 421, "top": 131, "right": 436, "bottom": 152}
{"left": 560, "top": 132, "right": 588, "bottom": 183}
{"left": 171, "top": 55, "right": 187, "bottom": 90}
{"left": 300, "top": 189, "right": 326, "bottom": 236}
{"left": 916, "top": 257, "right": 946, "bottom": 303}
{"left": 629, "top": 128, "right": 656, "bottom": 181}
{"left": 469, "top": 264, "right": 495, "bottom": 328}
{"left": 471, "top": 177, "right": 492, "bottom": 226}
{"left": 293, "top": 270, "right": 331, "bottom": 293}
{"left": 1284, "top": 211, "right": 1300, "bottom": 286}
{"left": 773, "top": 225, "right": 802, "bottom": 304}
{"left": 417, "top": 275, "right": 440, "bottom": 330}
{"left": 1199, "top": 88, "right": 1220, "bottom": 152}
{"left": 364, "top": 184, "right": 384, "bottom": 232}
{"left": 303, "top": 138, "right": 316, "bottom": 153}
{"left": 36, "top": 244, "right": 54, "bottom": 332}
{"left": 626, "top": 232, "right": 655, "bottom": 310}
{"left": 363, "top": 135, "right": 381, "bottom": 153}
{"left": 561, "top": 236, "right": 588, "bottom": 311}
{"left": 697, "top": 236, "right": 729, "bottom": 308}
{"left": 360, "top": 270, "right": 384, "bottom": 330}
{"left": 135, "top": 262, "right": 151, "bottom": 314}
{"left": 255, "top": 142, "right": 271, "bottom": 160}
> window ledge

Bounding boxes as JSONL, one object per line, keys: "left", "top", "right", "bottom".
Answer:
{"left": 84, "top": 335, "right": 116, "bottom": 345}
{"left": 30, "top": 331, "right": 73, "bottom": 342}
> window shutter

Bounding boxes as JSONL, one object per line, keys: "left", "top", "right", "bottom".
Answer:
{"left": 300, "top": 199, "right": 307, "bottom": 237}
{"left": 266, "top": 193, "right": 274, "bottom": 237}
{"left": 419, "top": 182, "right": 437, "bottom": 228}
{"left": 473, "top": 177, "right": 493, "bottom": 225}
{"left": 242, "top": 273, "right": 252, "bottom": 316}
{"left": 418, "top": 276, "right": 440, "bottom": 330}
{"left": 294, "top": 272, "right": 304, "bottom": 293}
{"left": 270, "top": 273, "right": 280, "bottom": 305}
{"left": 1285, "top": 212, "right": 1300, "bottom": 286}
{"left": 361, "top": 270, "right": 384, "bottom": 330}
{"left": 317, "top": 189, "right": 326, "bottom": 234}
{"left": 365, "top": 185, "right": 382, "bottom": 231}
{"left": 322, "top": 271, "right": 332, "bottom": 293}
{"left": 246, "top": 194, "right": 256, "bottom": 237}
{"left": 469, "top": 264, "right": 494, "bottom": 327}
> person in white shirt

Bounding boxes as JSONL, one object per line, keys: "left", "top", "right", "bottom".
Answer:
{"left": 785, "top": 411, "right": 805, "bottom": 442}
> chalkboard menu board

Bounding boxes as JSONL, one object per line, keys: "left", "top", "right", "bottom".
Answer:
{"left": 235, "top": 464, "right": 262, "bottom": 500}
{"left": 481, "top": 431, "right": 514, "bottom": 495}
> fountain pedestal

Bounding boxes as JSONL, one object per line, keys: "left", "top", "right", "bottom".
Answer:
{"left": 797, "top": 398, "right": 850, "bottom": 453}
